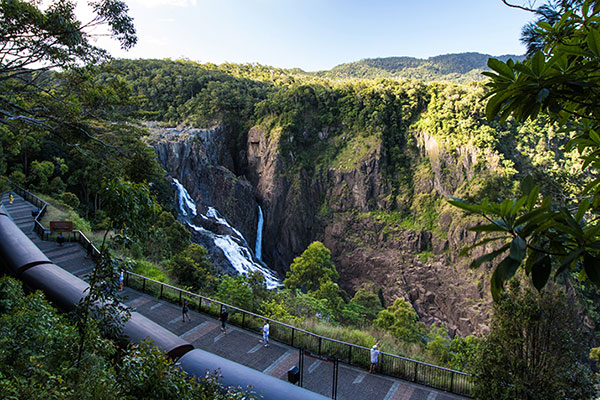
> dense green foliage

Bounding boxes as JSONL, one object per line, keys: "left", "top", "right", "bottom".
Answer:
{"left": 0, "top": 277, "right": 254, "bottom": 400}
{"left": 284, "top": 241, "right": 338, "bottom": 292}
{"left": 472, "top": 281, "right": 594, "bottom": 400}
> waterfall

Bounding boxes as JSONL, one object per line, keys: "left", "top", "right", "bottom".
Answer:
{"left": 173, "top": 178, "right": 196, "bottom": 218}
{"left": 172, "top": 179, "right": 281, "bottom": 289}
{"left": 255, "top": 206, "right": 263, "bottom": 261}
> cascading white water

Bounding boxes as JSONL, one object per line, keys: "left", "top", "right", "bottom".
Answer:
{"left": 173, "top": 179, "right": 281, "bottom": 289}
{"left": 255, "top": 206, "right": 263, "bottom": 261}
{"left": 173, "top": 178, "right": 196, "bottom": 218}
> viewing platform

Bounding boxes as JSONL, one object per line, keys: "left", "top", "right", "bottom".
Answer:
{"left": 1, "top": 191, "right": 469, "bottom": 400}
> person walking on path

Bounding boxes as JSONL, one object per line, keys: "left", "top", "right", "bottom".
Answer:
{"left": 370, "top": 343, "right": 381, "bottom": 373}
{"left": 261, "top": 319, "right": 270, "bottom": 347}
{"left": 119, "top": 270, "right": 124, "bottom": 291}
{"left": 220, "top": 307, "right": 229, "bottom": 333}
{"left": 182, "top": 299, "right": 191, "bottom": 322}
{"left": 8, "top": 193, "right": 14, "bottom": 204}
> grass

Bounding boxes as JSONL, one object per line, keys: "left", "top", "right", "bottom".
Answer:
{"left": 418, "top": 250, "right": 435, "bottom": 262}
{"left": 331, "top": 134, "right": 380, "bottom": 172}
{"left": 133, "top": 260, "right": 169, "bottom": 283}
{"left": 37, "top": 194, "right": 109, "bottom": 249}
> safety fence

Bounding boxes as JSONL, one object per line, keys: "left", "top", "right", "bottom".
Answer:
{"left": 12, "top": 186, "right": 101, "bottom": 260}
{"left": 125, "top": 272, "right": 473, "bottom": 397}
{"left": 10, "top": 185, "right": 473, "bottom": 397}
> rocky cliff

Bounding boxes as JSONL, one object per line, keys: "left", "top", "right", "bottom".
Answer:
{"left": 151, "top": 122, "right": 495, "bottom": 336}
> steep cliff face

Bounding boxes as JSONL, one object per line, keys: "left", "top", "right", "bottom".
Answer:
{"left": 245, "top": 126, "right": 325, "bottom": 273}
{"left": 151, "top": 122, "right": 495, "bottom": 336}
{"left": 244, "top": 125, "right": 494, "bottom": 336}
{"left": 150, "top": 124, "right": 263, "bottom": 274}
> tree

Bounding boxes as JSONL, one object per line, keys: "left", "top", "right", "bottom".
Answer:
{"left": 349, "top": 286, "right": 384, "bottom": 321}
{"left": 472, "top": 281, "right": 594, "bottom": 400}
{"left": 0, "top": 0, "right": 135, "bottom": 131}
{"left": 215, "top": 275, "right": 253, "bottom": 310}
{"left": 0, "top": 277, "right": 258, "bottom": 400}
{"left": 374, "top": 298, "right": 425, "bottom": 343}
{"left": 167, "top": 243, "right": 212, "bottom": 291}
{"left": 75, "top": 178, "right": 159, "bottom": 368}
{"left": 450, "top": 0, "right": 600, "bottom": 298}
{"left": 283, "top": 241, "right": 339, "bottom": 293}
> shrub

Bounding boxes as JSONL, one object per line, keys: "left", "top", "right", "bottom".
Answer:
{"left": 61, "top": 192, "right": 80, "bottom": 210}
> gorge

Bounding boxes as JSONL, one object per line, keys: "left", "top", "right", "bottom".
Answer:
{"left": 129, "top": 55, "right": 592, "bottom": 338}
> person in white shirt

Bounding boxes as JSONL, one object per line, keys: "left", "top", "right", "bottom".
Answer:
{"left": 261, "top": 320, "right": 270, "bottom": 347}
{"left": 370, "top": 343, "right": 381, "bottom": 373}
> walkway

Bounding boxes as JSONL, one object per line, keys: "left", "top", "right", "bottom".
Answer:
{"left": 1, "top": 192, "right": 469, "bottom": 400}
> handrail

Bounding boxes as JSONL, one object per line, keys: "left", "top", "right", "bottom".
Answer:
{"left": 125, "top": 270, "right": 473, "bottom": 396}
{"left": 11, "top": 185, "right": 101, "bottom": 258}
{"left": 7, "top": 184, "right": 473, "bottom": 397}
{"left": 127, "top": 271, "right": 472, "bottom": 373}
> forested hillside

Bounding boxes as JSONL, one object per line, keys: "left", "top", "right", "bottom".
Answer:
{"left": 315, "top": 52, "right": 526, "bottom": 82}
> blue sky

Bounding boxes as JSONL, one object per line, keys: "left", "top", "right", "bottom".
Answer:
{"left": 93, "top": 0, "right": 535, "bottom": 71}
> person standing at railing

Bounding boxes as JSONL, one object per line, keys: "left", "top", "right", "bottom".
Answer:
{"left": 369, "top": 343, "right": 381, "bottom": 373}
{"left": 182, "top": 299, "right": 191, "bottom": 322}
{"left": 220, "top": 307, "right": 229, "bottom": 334}
{"left": 261, "top": 319, "right": 270, "bottom": 347}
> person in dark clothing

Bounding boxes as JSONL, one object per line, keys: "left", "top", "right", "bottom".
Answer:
{"left": 182, "top": 299, "right": 191, "bottom": 322}
{"left": 220, "top": 307, "right": 229, "bottom": 333}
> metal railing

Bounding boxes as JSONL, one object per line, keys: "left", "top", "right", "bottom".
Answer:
{"left": 12, "top": 186, "right": 101, "bottom": 260}
{"left": 9, "top": 184, "right": 473, "bottom": 397}
{"left": 125, "top": 271, "right": 474, "bottom": 397}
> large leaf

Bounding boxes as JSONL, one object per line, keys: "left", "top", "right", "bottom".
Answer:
{"left": 555, "top": 248, "right": 584, "bottom": 277}
{"left": 531, "top": 51, "right": 546, "bottom": 77}
{"left": 448, "top": 198, "right": 484, "bottom": 213}
{"left": 486, "top": 91, "right": 514, "bottom": 121}
{"left": 575, "top": 198, "right": 591, "bottom": 223}
{"left": 584, "top": 253, "right": 600, "bottom": 286}
{"left": 587, "top": 29, "right": 600, "bottom": 57}
{"left": 487, "top": 58, "right": 515, "bottom": 80}
{"left": 526, "top": 185, "right": 540, "bottom": 210}
{"left": 469, "top": 222, "right": 510, "bottom": 233}
{"left": 459, "top": 236, "right": 506, "bottom": 257}
{"left": 490, "top": 267, "right": 504, "bottom": 302}
{"left": 509, "top": 237, "right": 527, "bottom": 262}
{"left": 469, "top": 243, "right": 510, "bottom": 269}
{"left": 491, "top": 256, "right": 521, "bottom": 301}
{"left": 531, "top": 255, "right": 552, "bottom": 291}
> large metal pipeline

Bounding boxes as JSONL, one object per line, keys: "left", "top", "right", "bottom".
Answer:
{"left": 0, "top": 210, "right": 329, "bottom": 400}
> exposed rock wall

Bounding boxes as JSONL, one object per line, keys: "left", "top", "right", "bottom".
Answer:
{"left": 150, "top": 124, "right": 259, "bottom": 256}
{"left": 152, "top": 123, "right": 495, "bottom": 336}
{"left": 244, "top": 125, "right": 494, "bottom": 336}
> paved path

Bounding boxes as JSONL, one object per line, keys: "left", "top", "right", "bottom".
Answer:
{"left": 1, "top": 192, "right": 469, "bottom": 400}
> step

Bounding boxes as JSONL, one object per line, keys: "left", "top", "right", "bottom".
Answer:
{"left": 15, "top": 222, "right": 34, "bottom": 231}
{"left": 5, "top": 204, "right": 34, "bottom": 213}
{"left": 54, "top": 256, "right": 95, "bottom": 275}
{"left": 44, "top": 243, "right": 81, "bottom": 257}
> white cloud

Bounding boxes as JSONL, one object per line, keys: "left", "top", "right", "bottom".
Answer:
{"left": 133, "top": 0, "right": 198, "bottom": 8}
